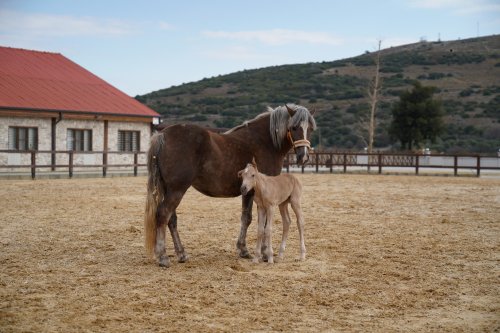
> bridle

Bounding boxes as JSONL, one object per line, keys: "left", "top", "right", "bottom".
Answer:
{"left": 287, "top": 129, "right": 311, "bottom": 150}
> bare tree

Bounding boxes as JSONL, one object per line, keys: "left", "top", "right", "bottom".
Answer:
{"left": 367, "top": 39, "right": 382, "bottom": 153}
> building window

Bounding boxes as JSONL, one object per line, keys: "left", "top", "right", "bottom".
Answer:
{"left": 67, "top": 129, "right": 92, "bottom": 151}
{"left": 8, "top": 126, "right": 38, "bottom": 150}
{"left": 118, "top": 130, "right": 140, "bottom": 152}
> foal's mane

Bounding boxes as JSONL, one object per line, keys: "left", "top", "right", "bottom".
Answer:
{"left": 224, "top": 104, "right": 316, "bottom": 150}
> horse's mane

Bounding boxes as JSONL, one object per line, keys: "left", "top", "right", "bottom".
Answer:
{"left": 224, "top": 104, "right": 316, "bottom": 150}
{"left": 223, "top": 111, "right": 270, "bottom": 135}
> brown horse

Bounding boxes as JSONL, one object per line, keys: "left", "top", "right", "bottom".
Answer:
{"left": 144, "top": 104, "right": 316, "bottom": 267}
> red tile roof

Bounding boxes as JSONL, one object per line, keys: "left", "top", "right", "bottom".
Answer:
{"left": 0, "top": 46, "right": 159, "bottom": 118}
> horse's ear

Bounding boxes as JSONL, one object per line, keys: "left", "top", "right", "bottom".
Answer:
{"left": 251, "top": 157, "right": 258, "bottom": 170}
{"left": 237, "top": 169, "right": 243, "bottom": 178}
{"left": 311, "top": 107, "right": 316, "bottom": 116}
{"left": 285, "top": 104, "right": 295, "bottom": 117}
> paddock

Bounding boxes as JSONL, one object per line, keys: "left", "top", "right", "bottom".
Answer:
{"left": 0, "top": 174, "right": 498, "bottom": 332}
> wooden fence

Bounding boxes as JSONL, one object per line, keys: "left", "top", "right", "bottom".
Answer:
{"left": 0, "top": 150, "right": 146, "bottom": 179}
{"left": 284, "top": 152, "right": 500, "bottom": 177}
{"left": 1, "top": 150, "right": 499, "bottom": 179}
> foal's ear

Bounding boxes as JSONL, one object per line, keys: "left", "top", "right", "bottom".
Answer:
{"left": 251, "top": 157, "right": 257, "bottom": 168}
{"left": 237, "top": 169, "right": 244, "bottom": 178}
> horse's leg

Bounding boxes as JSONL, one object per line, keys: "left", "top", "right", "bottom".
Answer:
{"left": 156, "top": 201, "right": 173, "bottom": 267}
{"left": 291, "top": 198, "right": 306, "bottom": 260}
{"left": 264, "top": 207, "right": 274, "bottom": 264}
{"left": 156, "top": 186, "right": 188, "bottom": 266}
{"left": 253, "top": 207, "right": 266, "bottom": 263}
{"left": 167, "top": 211, "right": 188, "bottom": 263}
{"left": 278, "top": 202, "right": 292, "bottom": 260}
{"left": 237, "top": 192, "right": 254, "bottom": 258}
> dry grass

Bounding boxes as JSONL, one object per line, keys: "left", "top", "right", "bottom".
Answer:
{"left": 0, "top": 174, "right": 499, "bottom": 332}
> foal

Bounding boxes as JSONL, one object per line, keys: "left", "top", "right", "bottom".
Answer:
{"left": 238, "top": 160, "right": 306, "bottom": 263}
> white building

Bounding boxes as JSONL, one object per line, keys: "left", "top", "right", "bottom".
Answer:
{"left": 0, "top": 46, "right": 160, "bottom": 177}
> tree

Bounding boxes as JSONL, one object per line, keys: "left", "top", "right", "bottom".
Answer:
{"left": 353, "top": 40, "right": 382, "bottom": 152}
{"left": 368, "top": 40, "right": 382, "bottom": 153}
{"left": 389, "top": 81, "right": 444, "bottom": 150}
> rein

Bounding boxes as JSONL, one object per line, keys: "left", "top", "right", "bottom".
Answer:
{"left": 287, "top": 130, "right": 311, "bottom": 149}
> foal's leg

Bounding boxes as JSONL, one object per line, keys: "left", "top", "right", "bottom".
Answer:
{"left": 167, "top": 211, "right": 188, "bottom": 263}
{"left": 291, "top": 197, "right": 306, "bottom": 260}
{"left": 278, "top": 202, "right": 292, "bottom": 260}
{"left": 237, "top": 192, "right": 254, "bottom": 258}
{"left": 253, "top": 207, "right": 266, "bottom": 263}
{"left": 264, "top": 207, "right": 274, "bottom": 264}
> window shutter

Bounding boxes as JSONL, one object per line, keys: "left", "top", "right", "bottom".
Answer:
{"left": 84, "top": 130, "right": 91, "bottom": 151}
{"left": 67, "top": 129, "right": 74, "bottom": 150}
{"left": 28, "top": 128, "right": 37, "bottom": 150}
{"left": 8, "top": 127, "right": 16, "bottom": 150}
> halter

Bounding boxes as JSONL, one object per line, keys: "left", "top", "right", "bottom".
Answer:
{"left": 287, "top": 130, "right": 311, "bottom": 149}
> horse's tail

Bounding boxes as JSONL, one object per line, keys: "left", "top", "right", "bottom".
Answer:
{"left": 144, "top": 132, "right": 165, "bottom": 257}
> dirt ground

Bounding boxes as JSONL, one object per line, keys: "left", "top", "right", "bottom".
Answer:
{"left": 0, "top": 174, "right": 499, "bottom": 332}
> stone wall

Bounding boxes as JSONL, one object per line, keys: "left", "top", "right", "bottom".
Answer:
{"left": 0, "top": 116, "right": 151, "bottom": 174}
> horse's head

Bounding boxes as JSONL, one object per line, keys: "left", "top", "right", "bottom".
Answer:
{"left": 238, "top": 158, "right": 258, "bottom": 196}
{"left": 285, "top": 104, "right": 316, "bottom": 165}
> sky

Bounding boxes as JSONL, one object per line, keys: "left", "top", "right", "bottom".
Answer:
{"left": 1, "top": 0, "right": 499, "bottom": 97}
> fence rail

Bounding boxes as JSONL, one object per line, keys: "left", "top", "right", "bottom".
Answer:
{"left": 1, "top": 150, "right": 499, "bottom": 179}
{"left": 0, "top": 150, "right": 146, "bottom": 179}
{"left": 284, "top": 152, "right": 500, "bottom": 177}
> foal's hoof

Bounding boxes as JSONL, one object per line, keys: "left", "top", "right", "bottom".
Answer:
{"left": 178, "top": 253, "right": 188, "bottom": 263}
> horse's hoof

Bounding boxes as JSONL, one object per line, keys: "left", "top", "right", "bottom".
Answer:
{"left": 239, "top": 251, "right": 253, "bottom": 259}
{"left": 158, "top": 255, "right": 170, "bottom": 267}
{"left": 252, "top": 258, "right": 260, "bottom": 264}
{"left": 178, "top": 254, "right": 188, "bottom": 263}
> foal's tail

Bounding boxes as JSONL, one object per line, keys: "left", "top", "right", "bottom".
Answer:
{"left": 144, "top": 132, "right": 165, "bottom": 257}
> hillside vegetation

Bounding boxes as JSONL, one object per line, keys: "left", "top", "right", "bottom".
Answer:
{"left": 136, "top": 35, "right": 500, "bottom": 154}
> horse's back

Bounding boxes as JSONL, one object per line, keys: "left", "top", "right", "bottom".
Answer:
{"left": 159, "top": 124, "right": 248, "bottom": 197}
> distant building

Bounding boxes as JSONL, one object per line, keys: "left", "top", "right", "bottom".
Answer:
{"left": 0, "top": 46, "right": 160, "bottom": 175}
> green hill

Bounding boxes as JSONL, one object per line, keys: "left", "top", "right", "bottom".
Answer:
{"left": 136, "top": 35, "right": 500, "bottom": 154}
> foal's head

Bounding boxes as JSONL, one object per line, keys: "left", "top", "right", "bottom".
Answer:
{"left": 238, "top": 160, "right": 258, "bottom": 196}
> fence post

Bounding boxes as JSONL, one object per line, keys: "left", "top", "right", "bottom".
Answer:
{"left": 69, "top": 151, "right": 73, "bottom": 178}
{"left": 315, "top": 153, "right": 319, "bottom": 173}
{"left": 102, "top": 151, "right": 108, "bottom": 177}
{"left": 476, "top": 155, "right": 480, "bottom": 177}
{"left": 31, "top": 151, "right": 36, "bottom": 179}
{"left": 415, "top": 154, "right": 419, "bottom": 175}
{"left": 454, "top": 155, "right": 458, "bottom": 176}
{"left": 343, "top": 153, "right": 347, "bottom": 173}
{"left": 286, "top": 153, "right": 290, "bottom": 173}
{"left": 134, "top": 152, "right": 138, "bottom": 176}
{"left": 378, "top": 153, "right": 382, "bottom": 174}
{"left": 330, "top": 153, "right": 333, "bottom": 173}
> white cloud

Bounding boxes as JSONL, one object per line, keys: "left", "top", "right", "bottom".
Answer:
{"left": 158, "top": 21, "right": 175, "bottom": 31}
{"left": 0, "top": 9, "right": 135, "bottom": 37}
{"left": 202, "top": 29, "right": 343, "bottom": 46}
{"left": 203, "top": 46, "right": 275, "bottom": 61}
{"left": 408, "top": 0, "right": 500, "bottom": 14}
